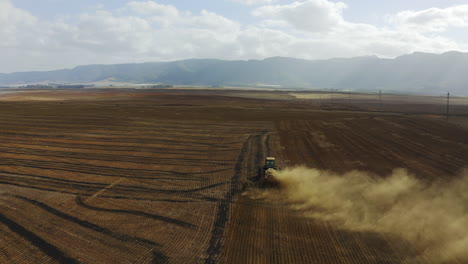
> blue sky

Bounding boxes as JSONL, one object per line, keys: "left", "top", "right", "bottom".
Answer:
{"left": 1, "top": 0, "right": 468, "bottom": 72}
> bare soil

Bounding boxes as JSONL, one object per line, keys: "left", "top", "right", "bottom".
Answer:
{"left": 0, "top": 89, "right": 466, "bottom": 263}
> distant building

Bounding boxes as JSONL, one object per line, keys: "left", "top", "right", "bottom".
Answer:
{"left": 57, "top": 85, "right": 85, "bottom": 89}
{"left": 150, "top": 84, "right": 173, "bottom": 88}
{"left": 24, "top": 84, "right": 85, "bottom": 89}
{"left": 25, "top": 84, "right": 51, "bottom": 89}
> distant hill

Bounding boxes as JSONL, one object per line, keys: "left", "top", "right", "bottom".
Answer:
{"left": 1, "top": 51, "right": 468, "bottom": 95}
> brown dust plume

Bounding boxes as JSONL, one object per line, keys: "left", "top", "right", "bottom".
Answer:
{"left": 249, "top": 167, "right": 468, "bottom": 263}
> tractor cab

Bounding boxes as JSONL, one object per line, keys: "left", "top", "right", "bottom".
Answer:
{"left": 258, "top": 157, "right": 279, "bottom": 187}
{"left": 263, "top": 157, "right": 277, "bottom": 170}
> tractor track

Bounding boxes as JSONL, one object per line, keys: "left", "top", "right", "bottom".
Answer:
{"left": 204, "top": 134, "right": 256, "bottom": 263}
{"left": 1, "top": 91, "right": 466, "bottom": 263}
{"left": 0, "top": 211, "right": 80, "bottom": 264}
{"left": 74, "top": 196, "right": 194, "bottom": 228}
{"left": 0, "top": 101, "right": 274, "bottom": 263}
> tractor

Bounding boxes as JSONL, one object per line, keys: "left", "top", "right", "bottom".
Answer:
{"left": 258, "top": 157, "right": 279, "bottom": 187}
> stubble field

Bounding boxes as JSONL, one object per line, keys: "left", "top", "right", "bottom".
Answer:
{"left": 0, "top": 89, "right": 466, "bottom": 264}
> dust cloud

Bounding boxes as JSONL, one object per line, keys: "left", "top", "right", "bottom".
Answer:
{"left": 249, "top": 167, "right": 468, "bottom": 263}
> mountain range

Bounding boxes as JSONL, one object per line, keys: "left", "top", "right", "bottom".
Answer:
{"left": 1, "top": 51, "right": 468, "bottom": 95}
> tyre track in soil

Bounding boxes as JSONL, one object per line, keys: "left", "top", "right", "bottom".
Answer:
{"left": 0, "top": 157, "right": 226, "bottom": 180}
{"left": 0, "top": 196, "right": 169, "bottom": 264}
{"left": 7, "top": 195, "right": 170, "bottom": 262}
{"left": 3, "top": 120, "right": 270, "bottom": 263}
{"left": 0, "top": 180, "right": 197, "bottom": 203}
{"left": 0, "top": 212, "right": 80, "bottom": 264}
{"left": 0, "top": 136, "right": 237, "bottom": 153}
{"left": 221, "top": 128, "right": 332, "bottom": 264}
{"left": 74, "top": 196, "right": 194, "bottom": 228}
{"left": 11, "top": 195, "right": 162, "bottom": 247}
{"left": 221, "top": 128, "right": 313, "bottom": 263}
{"left": 220, "top": 120, "right": 435, "bottom": 264}
{"left": 0, "top": 171, "right": 226, "bottom": 196}
{"left": 204, "top": 132, "right": 265, "bottom": 264}
{"left": 0, "top": 132, "right": 230, "bottom": 149}
{"left": 0, "top": 140, "right": 234, "bottom": 157}
{"left": 0, "top": 94, "right": 271, "bottom": 263}
{"left": 0, "top": 146, "right": 227, "bottom": 165}
{"left": 3, "top": 92, "right": 465, "bottom": 263}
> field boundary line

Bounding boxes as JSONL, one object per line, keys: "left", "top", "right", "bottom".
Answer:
{"left": 86, "top": 178, "right": 124, "bottom": 202}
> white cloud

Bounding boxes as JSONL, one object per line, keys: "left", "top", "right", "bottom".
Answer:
{"left": 0, "top": 0, "right": 468, "bottom": 73}
{"left": 249, "top": 1, "right": 468, "bottom": 57}
{"left": 229, "top": 0, "right": 274, "bottom": 6}
{"left": 127, "top": 1, "right": 179, "bottom": 17}
{"left": 49, "top": 2, "right": 241, "bottom": 65}
{"left": 0, "top": 0, "right": 38, "bottom": 48}
{"left": 391, "top": 5, "right": 468, "bottom": 32}
{"left": 0, "top": 0, "right": 36, "bottom": 25}
{"left": 253, "top": 0, "right": 347, "bottom": 32}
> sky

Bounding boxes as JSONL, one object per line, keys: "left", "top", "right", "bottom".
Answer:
{"left": 1, "top": 0, "right": 468, "bottom": 73}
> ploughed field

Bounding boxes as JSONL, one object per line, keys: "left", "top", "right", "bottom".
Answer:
{"left": 0, "top": 89, "right": 467, "bottom": 264}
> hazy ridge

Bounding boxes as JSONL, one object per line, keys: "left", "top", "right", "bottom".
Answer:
{"left": 2, "top": 51, "right": 468, "bottom": 95}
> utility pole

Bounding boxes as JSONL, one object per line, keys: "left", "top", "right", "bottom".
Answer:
{"left": 379, "top": 90, "right": 382, "bottom": 109}
{"left": 446, "top": 92, "right": 450, "bottom": 121}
